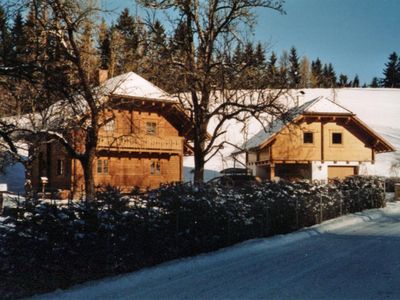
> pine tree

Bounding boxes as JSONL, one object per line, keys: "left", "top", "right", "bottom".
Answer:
{"left": 370, "top": 77, "right": 380, "bottom": 88}
{"left": 338, "top": 74, "right": 348, "bottom": 87}
{"left": 311, "top": 58, "right": 322, "bottom": 87}
{"left": 10, "top": 12, "right": 27, "bottom": 64}
{"left": 232, "top": 44, "right": 243, "bottom": 66}
{"left": 321, "top": 63, "right": 336, "bottom": 88}
{"left": 145, "top": 19, "right": 169, "bottom": 88}
{"left": 352, "top": 74, "right": 360, "bottom": 87}
{"left": 288, "top": 46, "right": 301, "bottom": 88}
{"left": 266, "top": 51, "right": 278, "bottom": 88}
{"left": 114, "top": 8, "right": 143, "bottom": 74}
{"left": 382, "top": 52, "right": 400, "bottom": 88}
{"left": 254, "top": 42, "right": 266, "bottom": 67}
{"left": 0, "top": 5, "right": 11, "bottom": 66}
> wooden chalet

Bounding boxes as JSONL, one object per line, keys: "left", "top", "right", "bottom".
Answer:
{"left": 29, "top": 71, "right": 193, "bottom": 198}
{"left": 240, "top": 97, "right": 395, "bottom": 182}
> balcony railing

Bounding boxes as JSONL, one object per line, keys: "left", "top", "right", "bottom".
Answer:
{"left": 98, "top": 135, "right": 183, "bottom": 152}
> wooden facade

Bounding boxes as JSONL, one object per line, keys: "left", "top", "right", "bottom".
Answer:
{"left": 244, "top": 98, "right": 395, "bottom": 182}
{"left": 29, "top": 72, "right": 192, "bottom": 198}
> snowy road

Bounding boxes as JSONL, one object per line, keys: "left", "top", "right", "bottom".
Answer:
{"left": 35, "top": 202, "right": 400, "bottom": 300}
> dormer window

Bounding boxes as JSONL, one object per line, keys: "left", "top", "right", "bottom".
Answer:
{"left": 303, "top": 132, "right": 313, "bottom": 144}
{"left": 332, "top": 132, "right": 342, "bottom": 144}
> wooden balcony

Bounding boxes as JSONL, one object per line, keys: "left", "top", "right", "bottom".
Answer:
{"left": 97, "top": 134, "right": 183, "bottom": 153}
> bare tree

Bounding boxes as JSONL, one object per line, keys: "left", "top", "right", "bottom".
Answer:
{"left": 0, "top": 0, "right": 108, "bottom": 201}
{"left": 139, "top": 0, "right": 288, "bottom": 182}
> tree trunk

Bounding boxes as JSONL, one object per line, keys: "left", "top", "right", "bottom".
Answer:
{"left": 193, "top": 150, "right": 205, "bottom": 184}
{"left": 193, "top": 122, "right": 208, "bottom": 184}
{"left": 81, "top": 153, "right": 96, "bottom": 202}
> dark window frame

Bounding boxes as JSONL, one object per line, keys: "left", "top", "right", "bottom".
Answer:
{"left": 303, "top": 132, "right": 314, "bottom": 144}
{"left": 97, "top": 159, "right": 109, "bottom": 174}
{"left": 332, "top": 132, "right": 343, "bottom": 144}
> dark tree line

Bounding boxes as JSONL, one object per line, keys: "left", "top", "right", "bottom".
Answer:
{"left": 368, "top": 51, "right": 400, "bottom": 88}
{"left": 381, "top": 51, "right": 400, "bottom": 88}
{"left": 0, "top": 3, "right": 380, "bottom": 115}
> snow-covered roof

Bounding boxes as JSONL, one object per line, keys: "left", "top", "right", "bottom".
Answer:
{"left": 302, "top": 97, "right": 353, "bottom": 114}
{"left": 242, "top": 97, "right": 354, "bottom": 150}
{"left": 100, "top": 72, "right": 174, "bottom": 102}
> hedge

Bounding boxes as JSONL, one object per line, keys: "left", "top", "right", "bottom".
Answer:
{"left": 0, "top": 175, "right": 386, "bottom": 299}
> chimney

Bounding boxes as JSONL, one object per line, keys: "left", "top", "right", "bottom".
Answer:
{"left": 98, "top": 69, "right": 108, "bottom": 85}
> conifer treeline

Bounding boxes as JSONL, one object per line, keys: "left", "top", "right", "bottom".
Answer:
{"left": 0, "top": 6, "right": 398, "bottom": 95}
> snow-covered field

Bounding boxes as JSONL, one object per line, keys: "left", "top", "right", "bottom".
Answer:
{"left": 185, "top": 88, "right": 400, "bottom": 176}
{"left": 33, "top": 201, "right": 400, "bottom": 300}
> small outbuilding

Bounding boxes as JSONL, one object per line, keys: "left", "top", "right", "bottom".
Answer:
{"left": 239, "top": 97, "right": 395, "bottom": 182}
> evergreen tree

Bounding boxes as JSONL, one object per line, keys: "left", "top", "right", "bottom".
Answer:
{"left": 352, "top": 74, "right": 360, "bottom": 87}
{"left": 114, "top": 8, "right": 144, "bottom": 74}
{"left": 322, "top": 63, "right": 336, "bottom": 88}
{"left": 0, "top": 5, "right": 12, "bottom": 66}
{"left": 311, "top": 58, "right": 322, "bottom": 87}
{"left": 382, "top": 52, "right": 400, "bottom": 88}
{"left": 338, "top": 74, "right": 348, "bottom": 87}
{"left": 370, "top": 77, "right": 380, "bottom": 88}
{"left": 10, "top": 12, "right": 27, "bottom": 64}
{"left": 243, "top": 42, "right": 255, "bottom": 67}
{"left": 254, "top": 42, "right": 266, "bottom": 67}
{"left": 232, "top": 44, "right": 243, "bottom": 66}
{"left": 288, "top": 46, "right": 301, "bottom": 88}
{"left": 266, "top": 51, "right": 278, "bottom": 88}
{"left": 145, "top": 19, "right": 169, "bottom": 88}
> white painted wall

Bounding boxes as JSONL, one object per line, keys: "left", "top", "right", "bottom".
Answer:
{"left": 311, "top": 161, "right": 372, "bottom": 182}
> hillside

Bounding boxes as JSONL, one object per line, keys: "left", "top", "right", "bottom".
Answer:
{"left": 184, "top": 88, "right": 400, "bottom": 176}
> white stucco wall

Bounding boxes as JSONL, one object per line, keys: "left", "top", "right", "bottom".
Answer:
{"left": 311, "top": 161, "right": 372, "bottom": 182}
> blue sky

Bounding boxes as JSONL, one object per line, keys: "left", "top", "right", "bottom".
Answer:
{"left": 104, "top": 0, "right": 400, "bottom": 85}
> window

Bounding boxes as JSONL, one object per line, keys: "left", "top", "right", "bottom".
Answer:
{"left": 57, "top": 159, "right": 64, "bottom": 176}
{"left": 150, "top": 161, "right": 161, "bottom": 175}
{"left": 104, "top": 119, "right": 115, "bottom": 132}
{"left": 303, "top": 132, "right": 313, "bottom": 144}
{"left": 97, "top": 159, "right": 109, "bottom": 174}
{"left": 146, "top": 122, "right": 157, "bottom": 135}
{"left": 332, "top": 132, "right": 342, "bottom": 144}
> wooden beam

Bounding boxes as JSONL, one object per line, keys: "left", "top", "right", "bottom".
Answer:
{"left": 372, "top": 148, "right": 375, "bottom": 164}
{"left": 270, "top": 165, "right": 275, "bottom": 179}
{"left": 321, "top": 121, "right": 324, "bottom": 162}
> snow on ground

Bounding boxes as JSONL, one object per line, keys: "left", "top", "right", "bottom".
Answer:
{"left": 185, "top": 88, "right": 400, "bottom": 175}
{"left": 33, "top": 202, "right": 400, "bottom": 300}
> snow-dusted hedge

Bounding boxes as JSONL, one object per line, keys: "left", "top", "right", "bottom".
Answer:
{"left": 0, "top": 176, "right": 385, "bottom": 298}
{"left": 384, "top": 177, "right": 400, "bottom": 192}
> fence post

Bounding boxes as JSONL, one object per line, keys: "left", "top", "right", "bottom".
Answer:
{"left": 296, "top": 198, "right": 299, "bottom": 229}
{"left": 319, "top": 194, "right": 323, "bottom": 223}
{"left": 227, "top": 214, "right": 231, "bottom": 245}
